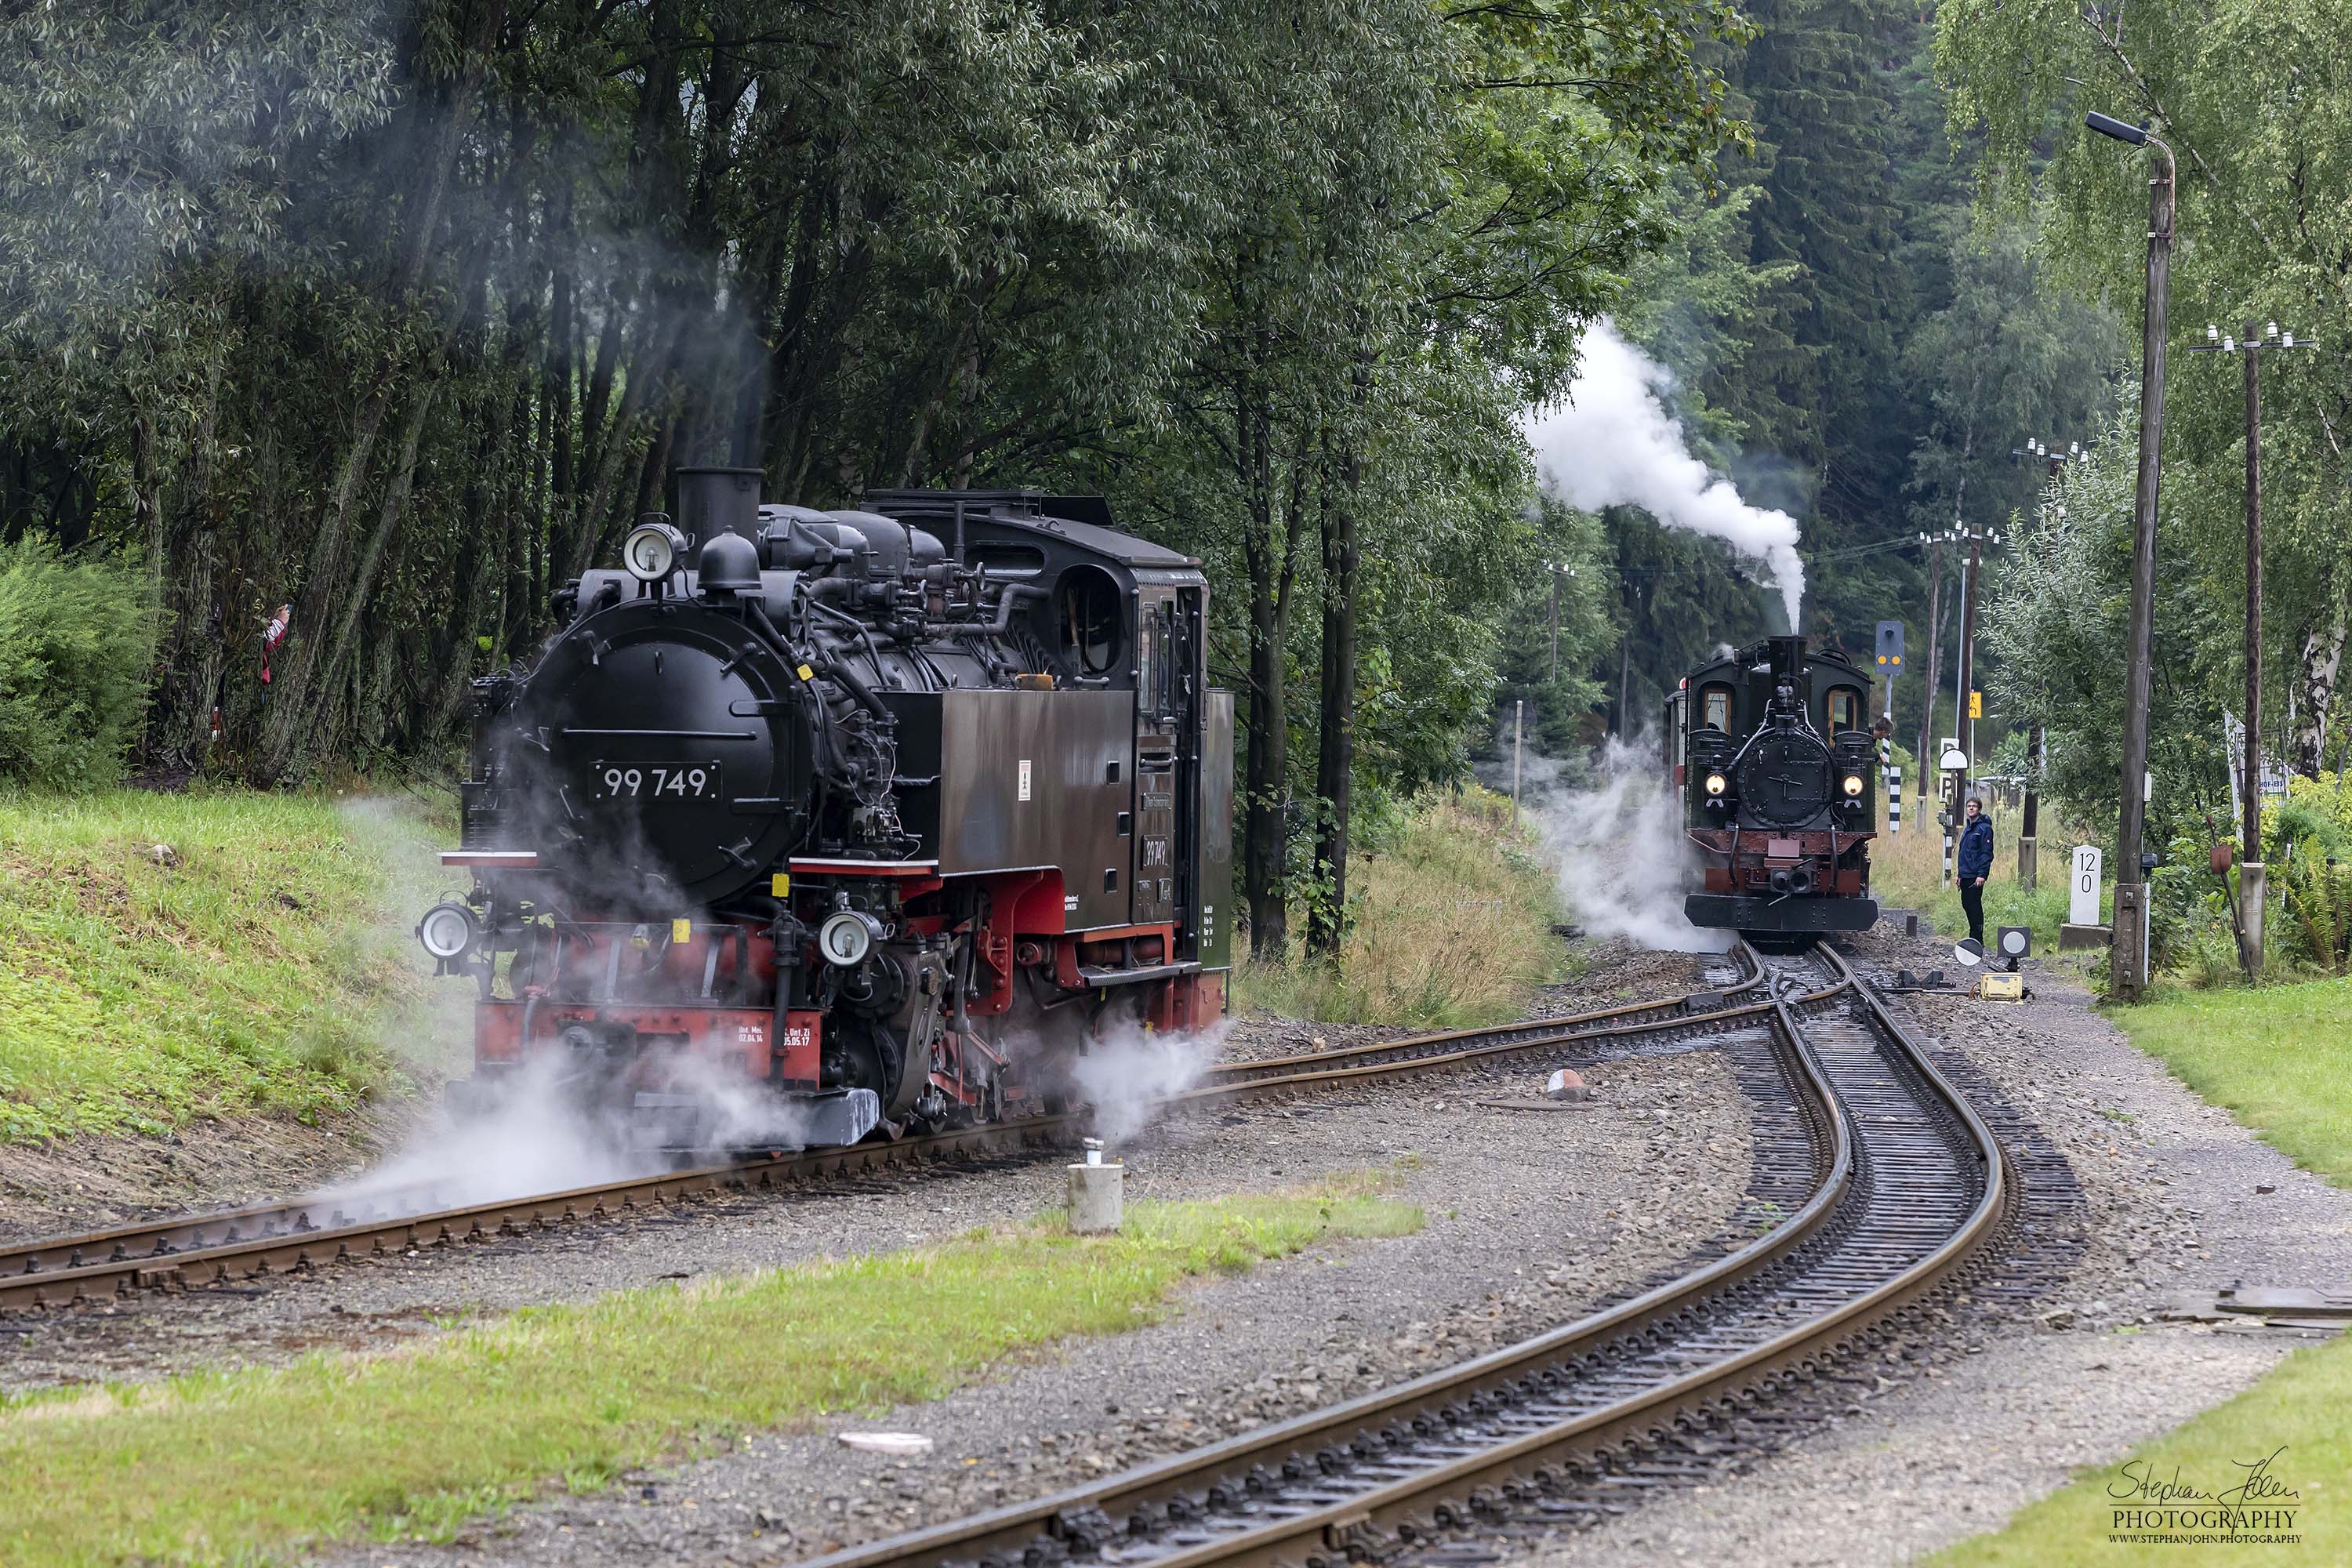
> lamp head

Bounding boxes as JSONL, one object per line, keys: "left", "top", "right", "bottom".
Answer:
{"left": 2085, "top": 111, "right": 2149, "bottom": 145}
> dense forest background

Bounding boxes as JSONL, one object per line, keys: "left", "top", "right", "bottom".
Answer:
{"left": 5, "top": 0, "right": 2350, "bottom": 960}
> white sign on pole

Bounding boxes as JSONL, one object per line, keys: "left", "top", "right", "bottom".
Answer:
{"left": 2224, "top": 710, "right": 2244, "bottom": 829}
{"left": 2068, "top": 844, "right": 2103, "bottom": 927}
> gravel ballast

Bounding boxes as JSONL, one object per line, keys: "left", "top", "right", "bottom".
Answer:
{"left": 254, "top": 1027, "right": 1750, "bottom": 1567}
{"left": 47, "top": 917, "right": 2343, "bottom": 1568}
{"left": 5, "top": 946, "right": 1723, "bottom": 1396}
{"left": 1521, "top": 922, "right": 2352, "bottom": 1567}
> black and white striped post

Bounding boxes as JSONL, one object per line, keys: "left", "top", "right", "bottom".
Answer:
{"left": 1875, "top": 620, "right": 1904, "bottom": 833}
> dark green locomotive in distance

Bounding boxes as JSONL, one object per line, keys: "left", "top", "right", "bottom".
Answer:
{"left": 1666, "top": 635, "right": 1878, "bottom": 939}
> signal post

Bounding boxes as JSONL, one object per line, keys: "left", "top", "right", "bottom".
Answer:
{"left": 1875, "top": 620, "right": 1904, "bottom": 833}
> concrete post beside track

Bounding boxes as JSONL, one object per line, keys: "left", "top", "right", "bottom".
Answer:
{"left": 1069, "top": 1138, "right": 1123, "bottom": 1233}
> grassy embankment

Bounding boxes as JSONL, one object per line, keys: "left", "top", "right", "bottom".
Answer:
{"left": 0, "top": 788, "right": 452, "bottom": 1143}
{"left": 1933, "top": 978, "right": 2352, "bottom": 1563}
{"left": 0, "top": 1176, "right": 1421, "bottom": 1567}
{"left": 5, "top": 783, "right": 1567, "bottom": 1136}
{"left": 1236, "top": 787, "right": 1565, "bottom": 1028}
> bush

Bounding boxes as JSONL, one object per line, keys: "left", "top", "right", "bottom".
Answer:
{"left": 2270, "top": 775, "right": 2352, "bottom": 861}
{"left": 0, "top": 539, "right": 157, "bottom": 789}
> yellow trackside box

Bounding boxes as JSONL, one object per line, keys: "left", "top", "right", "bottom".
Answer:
{"left": 1978, "top": 971, "right": 2024, "bottom": 1002}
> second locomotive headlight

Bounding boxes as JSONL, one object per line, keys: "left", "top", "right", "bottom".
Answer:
{"left": 622, "top": 521, "right": 685, "bottom": 582}
{"left": 1842, "top": 773, "right": 1865, "bottom": 797}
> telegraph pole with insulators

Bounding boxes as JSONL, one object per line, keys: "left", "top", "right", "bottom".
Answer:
{"left": 2183, "top": 318, "right": 2316, "bottom": 976}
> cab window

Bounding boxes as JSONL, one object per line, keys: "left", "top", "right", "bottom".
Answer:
{"left": 1827, "top": 687, "right": 1860, "bottom": 733}
{"left": 1700, "top": 684, "right": 1732, "bottom": 731}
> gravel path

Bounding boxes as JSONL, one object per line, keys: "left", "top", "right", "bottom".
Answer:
{"left": 1519, "top": 920, "right": 2352, "bottom": 1567}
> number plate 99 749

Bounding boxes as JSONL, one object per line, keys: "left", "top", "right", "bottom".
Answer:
{"left": 593, "top": 762, "right": 721, "bottom": 800}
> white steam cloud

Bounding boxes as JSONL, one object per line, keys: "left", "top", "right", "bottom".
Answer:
{"left": 1068, "top": 1021, "right": 1234, "bottom": 1143}
{"left": 1520, "top": 739, "right": 1730, "bottom": 954}
{"left": 316, "top": 1053, "right": 825, "bottom": 1217}
{"left": 1525, "top": 321, "right": 1805, "bottom": 630}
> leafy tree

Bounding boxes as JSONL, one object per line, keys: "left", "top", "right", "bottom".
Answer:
{"left": 1941, "top": 0, "right": 2352, "bottom": 798}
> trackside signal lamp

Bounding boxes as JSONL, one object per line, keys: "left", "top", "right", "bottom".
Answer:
{"left": 416, "top": 900, "right": 480, "bottom": 964}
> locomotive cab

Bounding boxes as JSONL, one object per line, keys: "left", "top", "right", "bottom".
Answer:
{"left": 1673, "top": 635, "right": 1878, "bottom": 939}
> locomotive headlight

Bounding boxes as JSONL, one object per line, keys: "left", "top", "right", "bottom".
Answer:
{"left": 818, "top": 909, "right": 885, "bottom": 967}
{"left": 416, "top": 899, "right": 479, "bottom": 962}
{"left": 622, "top": 521, "right": 684, "bottom": 582}
{"left": 1704, "top": 773, "right": 1727, "bottom": 796}
{"left": 1842, "top": 774, "right": 1865, "bottom": 797}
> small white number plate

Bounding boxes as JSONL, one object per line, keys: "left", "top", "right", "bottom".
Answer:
{"left": 593, "top": 761, "right": 721, "bottom": 800}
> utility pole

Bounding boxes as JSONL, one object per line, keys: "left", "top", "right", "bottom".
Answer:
{"left": 1543, "top": 561, "right": 1574, "bottom": 681}
{"left": 2021, "top": 724, "right": 2044, "bottom": 890}
{"left": 2086, "top": 110, "right": 2174, "bottom": 1002}
{"left": 1914, "top": 529, "right": 1950, "bottom": 817}
{"left": 1548, "top": 571, "right": 1559, "bottom": 681}
{"left": 1512, "top": 699, "right": 1524, "bottom": 826}
{"left": 2241, "top": 323, "right": 2265, "bottom": 975}
{"left": 2005, "top": 436, "right": 2077, "bottom": 894}
{"left": 1948, "top": 521, "right": 2002, "bottom": 889}
{"left": 2184, "top": 319, "right": 2315, "bottom": 976}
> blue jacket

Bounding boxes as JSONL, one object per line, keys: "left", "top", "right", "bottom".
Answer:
{"left": 1957, "top": 815, "right": 1994, "bottom": 880}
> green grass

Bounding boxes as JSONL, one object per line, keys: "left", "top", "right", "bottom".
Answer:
{"left": 0, "top": 787, "right": 452, "bottom": 1142}
{"left": 1932, "top": 1332, "right": 2352, "bottom": 1565}
{"left": 2117, "top": 977, "right": 2352, "bottom": 1184}
{"left": 0, "top": 1178, "right": 1422, "bottom": 1567}
{"left": 1236, "top": 787, "right": 1566, "bottom": 1028}
{"left": 1933, "top": 975, "right": 2352, "bottom": 1562}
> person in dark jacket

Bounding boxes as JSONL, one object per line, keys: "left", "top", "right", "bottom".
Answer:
{"left": 1956, "top": 795, "right": 1994, "bottom": 943}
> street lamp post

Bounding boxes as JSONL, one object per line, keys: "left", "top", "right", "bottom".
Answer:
{"left": 2086, "top": 110, "right": 2174, "bottom": 1003}
{"left": 2183, "top": 319, "right": 2316, "bottom": 976}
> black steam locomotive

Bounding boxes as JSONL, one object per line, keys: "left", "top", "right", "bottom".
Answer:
{"left": 417, "top": 466, "right": 1232, "bottom": 1147}
{"left": 1668, "top": 635, "right": 1878, "bottom": 938}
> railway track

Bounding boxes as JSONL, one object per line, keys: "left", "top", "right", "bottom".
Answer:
{"left": 793, "top": 943, "right": 2005, "bottom": 1568}
{"left": 0, "top": 949, "right": 1769, "bottom": 1316}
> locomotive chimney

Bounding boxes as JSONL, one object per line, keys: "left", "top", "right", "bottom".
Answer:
{"left": 673, "top": 466, "right": 765, "bottom": 554}
{"left": 1766, "top": 634, "right": 1808, "bottom": 682}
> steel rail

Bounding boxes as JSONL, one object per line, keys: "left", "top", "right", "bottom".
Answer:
{"left": 1201, "top": 943, "right": 1766, "bottom": 1086}
{"left": 795, "top": 948, "right": 2003, "bottom": 1568}
{"left": 1, "top": 949, "right": 1782, "bottom": 1316}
